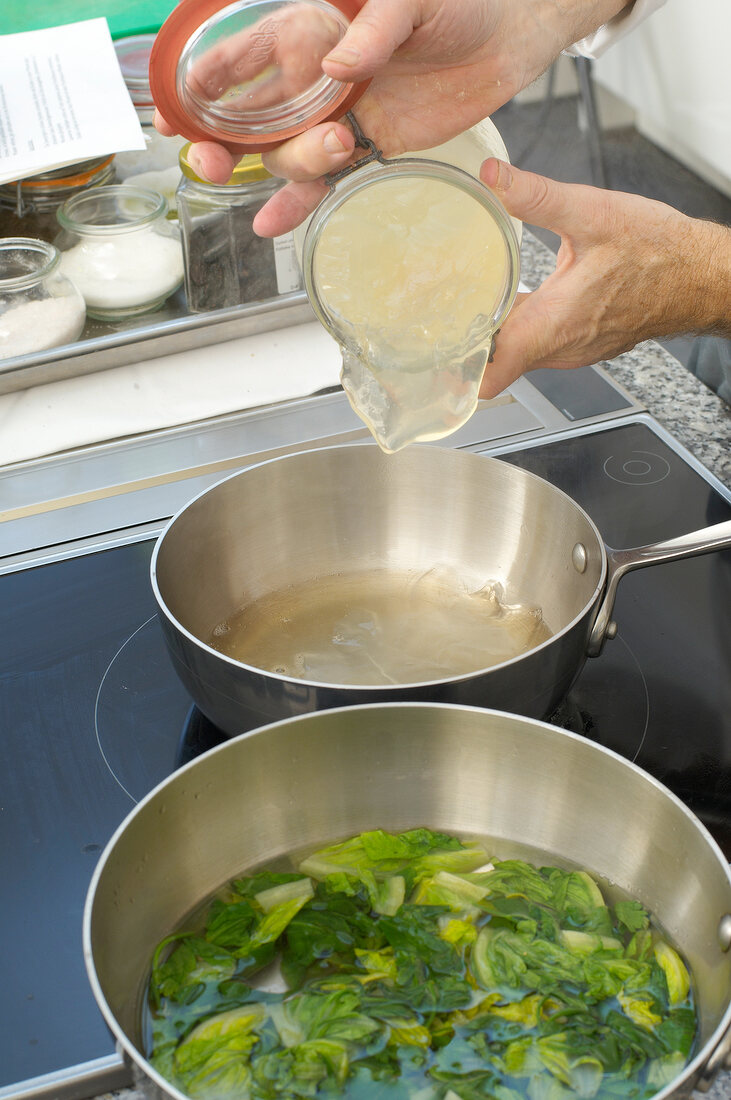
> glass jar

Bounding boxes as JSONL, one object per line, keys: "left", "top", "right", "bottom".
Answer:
{"left": 0, "top": 238, "right": 86, "bottom": 362}
{"left": 300, "top": 153, "right": 521, "bottom": 451}
{"left": 177, "top": 144, "right": 302, "bottom": 312}
{"left": 55, "top": 185, "right": 184, "bottom": 321}
{"left": 0, "top": 157, "right": 116, "bottom": 243}
{"left": 113, "top": 34, "right": 187, "bottom": 190}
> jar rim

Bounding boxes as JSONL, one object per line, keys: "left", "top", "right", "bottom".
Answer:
{"left": 302, "top": 156, "right": 521, "bottom": 352}
{"left": 114, "top": 33, "right": 156, "bottom": 90}
{"left": 0, "top": 237, "right": 60, "bottom": 289}
{"left": 179, "top": 143, "right": 273, "bottom": 185}
{"left": 56, "top": 184, "right": 168, "bottom": 235}
{"left": 0, "top": 156, "right": 116, "bottom": 194}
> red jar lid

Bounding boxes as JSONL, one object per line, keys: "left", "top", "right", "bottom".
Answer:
{"left": 149, "top": 0, "right": 370, "bottom": 152}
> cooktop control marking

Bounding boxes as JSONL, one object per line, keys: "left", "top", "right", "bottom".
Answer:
{"left": 603, "top": 450, "right": 672, "bottom": 486}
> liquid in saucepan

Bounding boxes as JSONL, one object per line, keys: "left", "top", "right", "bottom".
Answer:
{"left": 208, "top": 566, "right": 551, "bottom": 684}
{"left": 143, "top": 828, "right": 698, "bottom": 1100}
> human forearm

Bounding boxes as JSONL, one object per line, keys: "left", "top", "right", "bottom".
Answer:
{"left": 564, "top": 0, "right": 668, "bottom": 59}
{"left": 674, "top": 219, "right": 731, "bottom": 339}
{"left": 530, "top": 0, "right": 635, "bottom": 55}
{"left": 477, "top": 159, "right": 731, "bottom": 398}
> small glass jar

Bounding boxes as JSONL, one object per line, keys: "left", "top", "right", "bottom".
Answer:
{"left": 55, "top": 185, "right": 184, "bottom": 321}
{"left": 0, "top": 157, "right": 116, "bottom": 243}
{"left": 0, "top": 238, "right": 86, "bottom": 362}
{"left": 176, "top": 144, "right": 302, "bottom": 312}
{"left": 113, "top": 34, "right": 187, "bottom": 189}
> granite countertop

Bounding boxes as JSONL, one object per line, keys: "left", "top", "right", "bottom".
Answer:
{"left": 519, "top": 232, "right": 731, "bottom": 489}
{"left": 86, "top": 228, "right": 731, "bottom": 1100}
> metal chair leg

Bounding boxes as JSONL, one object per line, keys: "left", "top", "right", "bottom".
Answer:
{"left": 573, "top": 56, "right": 608, "bottom": 189}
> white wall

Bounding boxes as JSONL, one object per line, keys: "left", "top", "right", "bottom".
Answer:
{"left": 593, "top": 0, "right": 731, "bottom": 197}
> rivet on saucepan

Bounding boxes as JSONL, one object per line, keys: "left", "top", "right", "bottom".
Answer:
{"left": 572, "top": 543, "right": 588, "bottom": 573}
{"left": 719, "top": 914, "right": 731, "bottom": 951}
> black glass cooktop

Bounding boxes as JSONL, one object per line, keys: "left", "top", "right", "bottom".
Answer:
{"left": 0, "top": 419, "right": 729, "bottom": 1094}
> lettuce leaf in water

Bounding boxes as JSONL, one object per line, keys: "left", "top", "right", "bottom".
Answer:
{"left": 280, "top": 878, "right": 384, "bottom": 988}
{"left": 268, "top": 988, "right": 385, "bottom": 1050}
{"left": 252, "top": 1039, "right": 350, "bottom": 1096}
{"left": 298, "top": 827, "right": 487, "bottom": 889}
{"left": 150, "top": 935, "right": 237, "bottom": 1007}
{"left": 653, "top": 941, "right": 691, "bottom": 1006}
{"left": 413, "top": 869, "right": 490, "bottom": 913}
{"left": 321, "top": 869, "right": 407, "bottom": 916}
{"left": 151, "top": 875, "right": 313, "bottom": 1004}
{"left": 171, "top": 1005, "right": 266, "bottom": 1098}
{"left": 145, "top": 832, "right": 698, "bottom": 1100}
{"left": 147, "top": 874, "right": 315, "bottom": 1063}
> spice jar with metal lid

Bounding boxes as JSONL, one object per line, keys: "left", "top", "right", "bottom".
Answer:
{"left": 0, "top": 238, "right": 86, "bottom": 362}
{"left": 55, "top": 185, "right": 184, "bottom": 321}
{"left": 0, "top": 157, "right": 116, "bottom": 244}
{"left": 149, "top": 0, "right": 521, "bottom": 449}
{"left": 177, "top": 144, "right": 302, "bottom": 312}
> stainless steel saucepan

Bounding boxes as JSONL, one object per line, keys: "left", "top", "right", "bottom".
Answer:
{"left": 150, "top": 444, "right": 731, "bottom": 734}
{"left": 84, "top": 703, "right": 731, "bottom": 1100}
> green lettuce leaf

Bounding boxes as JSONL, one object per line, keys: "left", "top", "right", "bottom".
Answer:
{"left": 269, "top": 987, "right": 384, "bottom": 1049}
{"left": 251, "top": 1038, "right": 350, "bottom": 1096}
{"left": 299, "top": 828, "right": 487, "bottom": 888}
{"left": 654, "top": 940, "right": 691, "bottom": 1005}
{"left": 145, "top": 832, "right": 698, "bottom": 1100}
{"left": 614, "top": 900, "right": 650, "bottom": 934}
{"left": 171, "top": 1004, "right": 266, "bottom": 1097}
{"left": 150, "top": 935, "right": 236, "bottom": 1006}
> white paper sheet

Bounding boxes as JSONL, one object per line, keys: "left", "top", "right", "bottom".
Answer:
{"left": 0, "top": 18, "right": 145, "bottom": 184}
{"left": 0, "top": 285, "right": 534, "bottom": 466}
{"left": 0, "top": 322, "right": 345, "bottom": 466}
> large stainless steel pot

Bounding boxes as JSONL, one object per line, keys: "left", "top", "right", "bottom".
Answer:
{"left": 150, "top": 444, "right": 731, "bottom": 734}
{"left": 84, "top": 703, "right": 731, "bottom": 1100}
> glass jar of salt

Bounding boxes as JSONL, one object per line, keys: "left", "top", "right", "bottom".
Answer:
{"left": 0, "top": 238, "right": 86, "bottom": 362}
{"left": 55, "top": 185, "right": 184, "bottom": 321}
{"left": 149, "top": 0, "right": 520, "bottom": 449}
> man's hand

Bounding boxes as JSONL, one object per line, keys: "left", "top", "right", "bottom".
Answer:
{"left": 156, "top": 0, "right": 631, "bottom": 232}
{"left": 478, "top": 158, "right": 731, "bottom": 398}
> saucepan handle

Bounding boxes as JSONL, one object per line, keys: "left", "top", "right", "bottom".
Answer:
{"left": 587, "top": 519, "right": 731, "bottom": 657}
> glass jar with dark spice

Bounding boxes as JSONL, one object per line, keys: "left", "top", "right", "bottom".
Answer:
{"left": 176, "top": 144, "right": 302, "bottom": 313}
